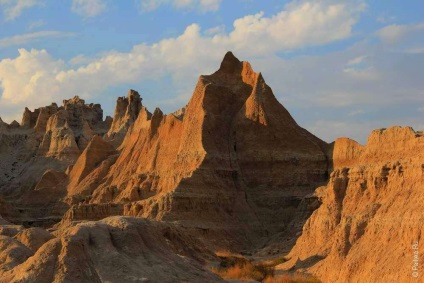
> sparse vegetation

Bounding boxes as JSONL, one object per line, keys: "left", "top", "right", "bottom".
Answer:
{"left": 211, "top": 251, "right": 320, "bottom": 282}
{"left": 211, "top": 252, "right": 273, "bottom": 281}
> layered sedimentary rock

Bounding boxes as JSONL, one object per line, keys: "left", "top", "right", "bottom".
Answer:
{"left": 67, "top": 136, "right": 116, "bottom": 198}
{"left": 62, "top": 52, "right": 331, "bottom": 249}
{"left": 0, "top": 216, "right": 222, "bottom": 283}
{"left": 105, "top": 89, "right": 143, "bottom": 147}
{"left": 0, "top": 97, "right": 114, "bottom": 225}
{"left": 278, "top": 126, "right": 424, "bottom": 282}
{"left": 36, "top": 96, "right": 108, "bottom": 162}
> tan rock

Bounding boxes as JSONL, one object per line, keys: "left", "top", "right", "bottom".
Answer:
{"left": 34, "top": 103, "right": 59, "bottom": 133}
{"left": 21, "top": 107, "right": 40, "bottom": 128}
{"left": 14, "top": 227, "right": 54, "bottom": 253}
{"left": 278, "top": 126, "right": 424, "bottom": 283}
{"left": 105, "top": 89, "right": 142, "bottom": 147}
{"left": 67, "top": 136, "right": 116, "bottom": 195}
{"left": 0, "top": 216, "right": 223, "bottom": 283}
{"left": 0, "top": 235, "right": 33, "bottom": 271}
{"left": 81, "top": 52, "right": 331, "bottom": 250}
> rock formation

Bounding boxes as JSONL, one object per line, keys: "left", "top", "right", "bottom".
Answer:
{"left": 277, "top": 126, "right": 424, "bottom": 282}
{"left": 1, "top": 51, "right": 421, "bottom": 282}
{"left": 67, "top": 135, "right": 116, "bottom": 198}
{"left": 36, "top": 96, "right": 109, "bottom": 162}
{"left": 0, "top": 216, "right": 223, "bottom": 283}
{"left": 105, "top": 89, "right": 143, "bottom": 147}
{"left": 0, "top": 97, "right": 112, "bottom": 224}
{"left": 61, "top": 52, "right": 331, "bottom": 250}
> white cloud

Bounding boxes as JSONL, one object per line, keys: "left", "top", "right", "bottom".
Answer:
{"left": 343, "top": 67, "right": 379, "bottom": 81}
{"left": 139, "top": 0, "right": 222, "bottom": 12}
{"left": 376, "top": 22, "right": 424, "bottom": 44}
{"left": 71, "top": 0, "right": 106, "bottom": 18}
{"left": 28, "top": 19, "right": 45, "bottom": 30}
{"left": 0, "top": 31, "right": 75, "bottom": 48}
{"left": 0, "top": 0, "right": 42, "bottom": 21}
{"left": 0, "top": 49, "right": 65, "bottom": 106}
{"left": 347, "top": 55, "right": 367, "bottom": 66}
{"left": 376, "top": 15, "right": 396, "bottom": 24}
{"left": 205, "top": 24, "right": 225, "bottom": 35}
{"left": 0, "top": 0, "right": 366, "bottom": 117}
{"left": 348, "top": 109, "right": 365, "bottom": 116}
{"left": 7, "top": 0, "right": 420, "bottom": 145}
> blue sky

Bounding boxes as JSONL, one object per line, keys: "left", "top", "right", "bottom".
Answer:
{"left": 0, "top": 0, "right": 423, "bottom": 143}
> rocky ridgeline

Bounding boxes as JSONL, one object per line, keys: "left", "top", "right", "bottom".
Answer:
{"left": 0, "top": 52, "right": 422, "bottom": 282}
{"left": 0, "top": 53, "right": 331, "bottom": 246}
{"left": 60, "top": 52, "right": 331, "bottom": 250}
{"left": 104, "top": 89, "right": 144, "bottom": 147}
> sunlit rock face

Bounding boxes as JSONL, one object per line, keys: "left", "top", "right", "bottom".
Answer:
{"left": 278, "top": 126, "right": 424, "bottom": 283}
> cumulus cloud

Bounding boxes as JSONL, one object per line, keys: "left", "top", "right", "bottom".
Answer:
{"left": 71, "top": 0, "right": 106, "bottom": 18}
{"left": 0, "top": 49, "right": 65, "bottom": 106}
{"left": 251, "top": 38, "right": 424, "bottom": 143}
{"left": 376, "top": 22, "right": 424, "bottom": 44}
{"left": 0, "top": 31, "right": 75, "bottom": 48}
{"left": 139, "top": 0, "right": 222, "bottom": 12}
{"left": 4, "top": 0, "right": 423, "bottom": 143}
{"left": 0, "top": 0, "right": 42, "bottom": 21}
{"left": 0, "top": 0, "right": 366, "bottom": 121}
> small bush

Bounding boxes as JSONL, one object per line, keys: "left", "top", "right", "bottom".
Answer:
{"left": 211, "top": 255, "right": 273, "bottom": 281}
{"left": 211, "top": 251, "right": 320, "bottom": 283}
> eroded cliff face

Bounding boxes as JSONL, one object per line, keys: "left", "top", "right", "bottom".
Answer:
{"left": 60, "top": 52, "right": 331, "bottom": 249}
{"left": 278, "top": 126, "right": 424, "bottom": 283}
{"left": 0, "top": 97, "right": 112, "bottom": 224}
{"left": 0, "top": 52, "right": 331, "bottom": 251}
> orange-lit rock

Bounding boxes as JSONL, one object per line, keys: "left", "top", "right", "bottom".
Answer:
{"left": 278, "top": 126, "right": 424, "bottom": 282}
{"left": 63, "top": 52, "right": 332, "bottom": 250}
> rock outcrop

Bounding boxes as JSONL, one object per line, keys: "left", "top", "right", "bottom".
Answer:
{"left": 0, "top": 97, "right": 114, "bottom": 225}
{"left": 36, "top": 96, "right": 108, "bottom": 162}
{"left": 67, "top": 136, "right": 116, "bottom": 197}
{"left": 278, "top": 126, "right": 424, "bottom": 282}
{"left": 105, "top": 89, "right": 143, "bottom": 147}
{"left": 0, "top": 216, "right": 223, "bottom": 283}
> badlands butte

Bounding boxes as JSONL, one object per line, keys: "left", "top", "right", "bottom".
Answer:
{"left": 0, "top": 52, "right": 422, "bottom": 282}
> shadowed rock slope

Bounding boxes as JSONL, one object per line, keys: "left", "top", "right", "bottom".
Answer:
{"left": 62, "top": 52, "right": 331, "bottom": 249}
{"left": 0, "top": 96, "right": 113, "bottom": 225}
{"left": 278, "top": 126, "right": 424, "bottom": 282}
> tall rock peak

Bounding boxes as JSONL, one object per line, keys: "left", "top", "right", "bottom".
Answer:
{"left": 105, "top": 89, "right": 143, "bottom": 147}
{"left": 218, "top": 51, "right": 242, "bottom": 74}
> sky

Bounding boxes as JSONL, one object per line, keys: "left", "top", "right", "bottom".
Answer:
{"left": 0, "top": 0, "right": 423, "bottom": 144}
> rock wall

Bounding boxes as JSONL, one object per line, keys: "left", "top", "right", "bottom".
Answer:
{"left": 278, "top": 126, "right": 424, "bottom": 282}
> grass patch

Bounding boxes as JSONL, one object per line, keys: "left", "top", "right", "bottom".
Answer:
{"left": 211, "top": 251, "right": 320, "bottom": 282}
{"left": 211, "top": 254, "right": 273, "bottom": 281}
